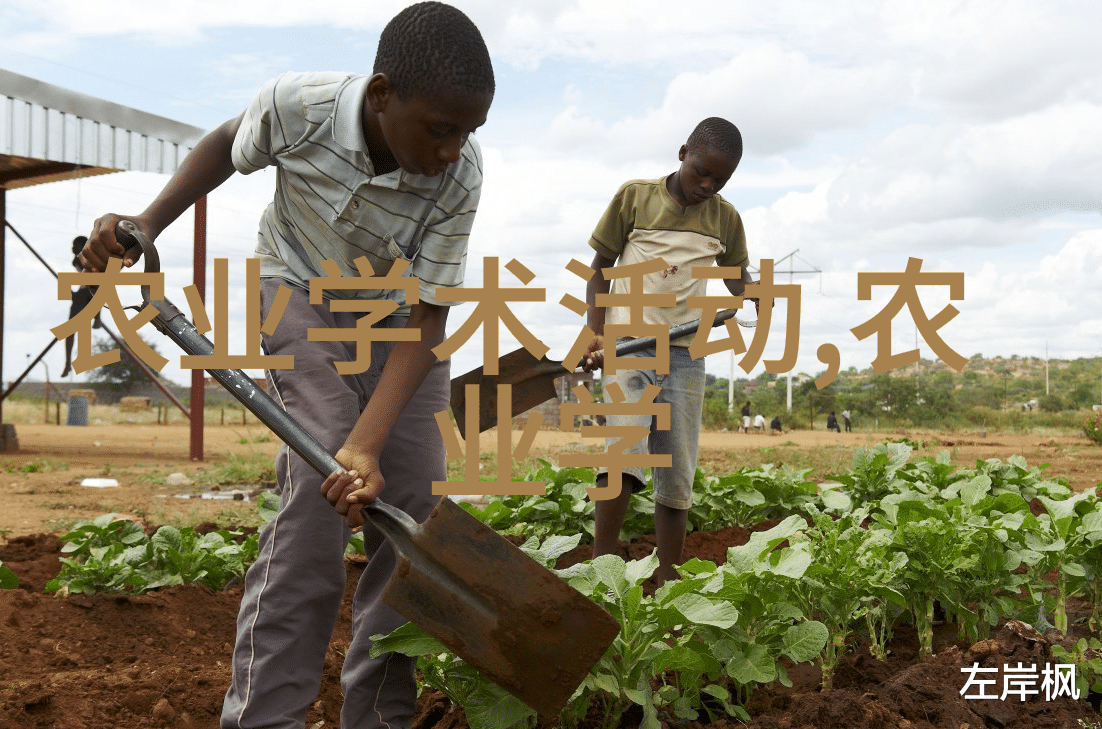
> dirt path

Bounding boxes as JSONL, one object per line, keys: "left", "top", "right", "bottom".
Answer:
{"left": 2, "top": 422, "right": 1100, "bottom": 537}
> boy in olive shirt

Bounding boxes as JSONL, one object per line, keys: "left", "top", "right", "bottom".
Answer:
{"left": 583, "top": 117, "right": 755, "bottom": 587}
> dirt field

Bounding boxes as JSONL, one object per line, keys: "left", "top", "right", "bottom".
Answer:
{"left": 2, "top": 422, "right": 1100, "bottom": 537}
{"left": 1, "top": 421, "right": 1100, "bottom": 728}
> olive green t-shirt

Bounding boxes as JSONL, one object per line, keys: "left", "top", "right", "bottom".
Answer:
{"left": 589, "top": 175, "right": 749, "bottom": 346}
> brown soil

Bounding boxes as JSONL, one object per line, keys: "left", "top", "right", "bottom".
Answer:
{"left": 1, "top": 423, "right": 1101, "bottom": 728}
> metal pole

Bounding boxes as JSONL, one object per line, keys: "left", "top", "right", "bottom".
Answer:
{"left": 4, "top": 220, "right": 59, "bottom": 278}
{"left": 42, "top": 359, "right": 49, "bottom": 424}
{"left": 190, "top": 197, "right": 207, "bottom": 461}
{"left": 728, "top": 350, "right": 734, "bottom": 413}
{"left": 2, "top": 339, "right": 59, "bottom": 404}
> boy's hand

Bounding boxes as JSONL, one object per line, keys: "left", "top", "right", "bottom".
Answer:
{"left": 83, "top": 214, "right": 149, "bottom": 272}
{"left": 321, "top": 448, "right": 385, "bottom": 529}
{"left": 582, "top": 334, "right": 605, "bottom": 372}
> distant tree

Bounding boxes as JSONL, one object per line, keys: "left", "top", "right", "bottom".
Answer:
{"left": 1071, "top": 382, "right": 1097, "bottom": 409}
{"left": 85, "top": 336, "right": 162, "bottom": 391}
{"left": 1038, "top": 393, "right": 1066, "bottom": 412}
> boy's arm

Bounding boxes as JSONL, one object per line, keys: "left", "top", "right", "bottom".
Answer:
{"left": 723, "top": 264, "right": 761, "bottom": 314}
{"left": 321, "top": 300, "right": 449, "bottom": 527}
{"left": 80, "top": 113, "right": 245, "bottom": 272}
{"left": 582, "top": 251, "right": 618, "bottom": 371}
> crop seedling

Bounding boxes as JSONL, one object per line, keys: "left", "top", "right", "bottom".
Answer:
{"left": 0, "top": 562, "right": 18, "bottom": 589}
{"left": 791, "top": 508, "right": 906, "bottom": 687}
{"left": 1019, "top": 492, "right": 1102, "bottom": 634}
{"left": 1051, "top": 637, "right": 1102, "bottom": 702}
{"left": 46, "top": 514, "right": 257, "bottom": 595}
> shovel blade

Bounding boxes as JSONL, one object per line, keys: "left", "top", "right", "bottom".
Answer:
{"left": 450, "top": 349, "right": 568, "bottom": 434}
{"left": 380, "top": 498, "right": 619, "bottom": 716}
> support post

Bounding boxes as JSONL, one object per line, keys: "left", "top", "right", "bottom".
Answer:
{"left": 190, "top": 198, "right": 207, "bottom": 460}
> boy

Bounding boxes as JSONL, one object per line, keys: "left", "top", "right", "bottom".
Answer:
{"left": 582, "top": 117, "right": 754, "bottom": 587}
{"left": 80, "top": 4, "right": 494, "bottom": 728}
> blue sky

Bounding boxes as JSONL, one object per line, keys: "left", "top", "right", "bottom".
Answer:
{"left": 3, "top": 0, "right": 1101, "bottom": 399}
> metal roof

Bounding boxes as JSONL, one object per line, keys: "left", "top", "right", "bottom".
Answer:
{"left": 0, "top": 67, "right": 206, "bottom": 189}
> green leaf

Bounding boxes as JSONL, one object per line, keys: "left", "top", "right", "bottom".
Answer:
{"left": 463, "top": 682, "right": 536, "bottom": 729}
{"left": 0, "top": 563, "right": 19, "bottom": 589}
{"left": 782, "top": 621, "right": 829, "bottom": 663}
{"left": 960, "top": 475, "right": 991, "bottom": 506}
{"left": 257, "top": 490, "right": 281, "bottom": 522}
{"left": 624, "top": 551, "right": 659, "bottom": 586}
{"left": 650, "top": 644, "right": 706, "bottom": 675}
{"left": 369, "top": 623, "right": 447, "bottom": 658}
{"left": 727, "top": 643, "right": 776, "bottom": 685}
{"left": 671, "top": 592, "right": 739, "bottom": 628}
{"left": 152, "top": 525, "right": 183, "bottom": 553}
{"left": 592, "top": 553, "right": 629, "bottom": 594}
{"left": 819, "top": 487, "right": 852, "bottom": 512}
{"left": 517, "top": 533, "right": 581, "bottom": 568}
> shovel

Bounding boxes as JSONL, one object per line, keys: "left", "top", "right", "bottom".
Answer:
{"left": 451, "top": 310, "right": 756, "bottom": 433}
{"left": 113, "top": 222, "right": 619, "bottom": 716}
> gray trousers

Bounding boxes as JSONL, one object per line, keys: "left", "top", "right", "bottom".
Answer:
{"left": 221, "top": 281, "right": 447, "bottom": 729}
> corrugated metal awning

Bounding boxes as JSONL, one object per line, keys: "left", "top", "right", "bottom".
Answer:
{"left": 0, "top": 68, "right": 206, "bottom": 189}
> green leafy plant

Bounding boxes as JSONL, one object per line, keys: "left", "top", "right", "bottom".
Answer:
{"left": 794, "top": 509, "right": 905, "bottom": 687}
{"left": 691, "top": 465, "right": 819, "bottom": 531}
{"left": 871, "top": 495, "right": 972, "bottom": 660}
{"left": 46, "top": 514, "right": 256, "bottom": 595}
{"left": 1020, "top": 491, "right": 1102, "bottom": 633}
{"left": 0, "top": 562, "right": 19, "bottom": 589}
{"left": 460, "top": 460, "right": 598, "bottom": 542}
{"left": 1083, "top": 410, "right": 1102, "bottom": 445}
{"left": 373, "top": 622, "right": 534, "bottom": 729}
{"left": 832, "top": 442, "right": 913, "bottom": 503}
{"left": 1051, "top": 637, "right": 1102, "bottom": 701}
{"left": 370, "top": 536, "right": 593, "bottom": 729}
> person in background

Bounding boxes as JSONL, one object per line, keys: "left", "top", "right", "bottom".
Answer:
{"left": 60, "top": 235, "right": 101, "bottom": 378}
{"left": 770, "top": 414, "right": 783, "bottom": 434}
{"left": 842, "top": 407, "right": 852, "bottom": 432}
{"left": 827, "top": 410, "right": 841, "bottom": 432}
{"left": 753, "top": 412, "right": 766, "bottom": 433}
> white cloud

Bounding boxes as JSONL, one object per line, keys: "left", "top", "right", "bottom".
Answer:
{"left": 4, "top": 0, "right": 1102, "bottom": 391}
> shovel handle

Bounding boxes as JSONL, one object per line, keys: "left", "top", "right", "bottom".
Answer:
{"left": 113, "top": 222, "right": 406, "bottom": 523}
{"left": 611, "top": 308, "right": 745, "bottom": 357}
{"left": 590, "top": 308, "right": 750, "bottom": 364}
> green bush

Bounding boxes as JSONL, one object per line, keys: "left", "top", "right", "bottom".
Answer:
{"left": 1084, "top": 410, "right": 1102, "bottom": 445}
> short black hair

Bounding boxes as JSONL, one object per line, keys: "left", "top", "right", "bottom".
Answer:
{"left": 374, "top": 2, "right": 495, "bottom": 100}
{"left": 686, "top": 117, "right": 743, "bottom": 162}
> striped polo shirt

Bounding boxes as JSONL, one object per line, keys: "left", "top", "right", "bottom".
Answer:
{"left": 231, "top": 71, "right": 483, "bottom": 307}
{"left": 589, "top": 176, "right": 748, "bottom": 346}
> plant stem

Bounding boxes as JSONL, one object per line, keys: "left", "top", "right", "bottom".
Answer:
{"left": 1054, "top": 567, "right": 1068, "bottom": 634}
{"left": 916, "top": 594, "right": 935, "bottom": 660}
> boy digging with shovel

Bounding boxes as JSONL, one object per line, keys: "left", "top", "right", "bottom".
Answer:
{"left": 583, "top": 117, "right": 756, "bottom": 588}
{"left": 81, "top": 4, "right": 494, "bottom": 727}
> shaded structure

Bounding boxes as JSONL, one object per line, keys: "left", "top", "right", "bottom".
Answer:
{"left": 0, "top": 68, "right": 207, "bottom": 454}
